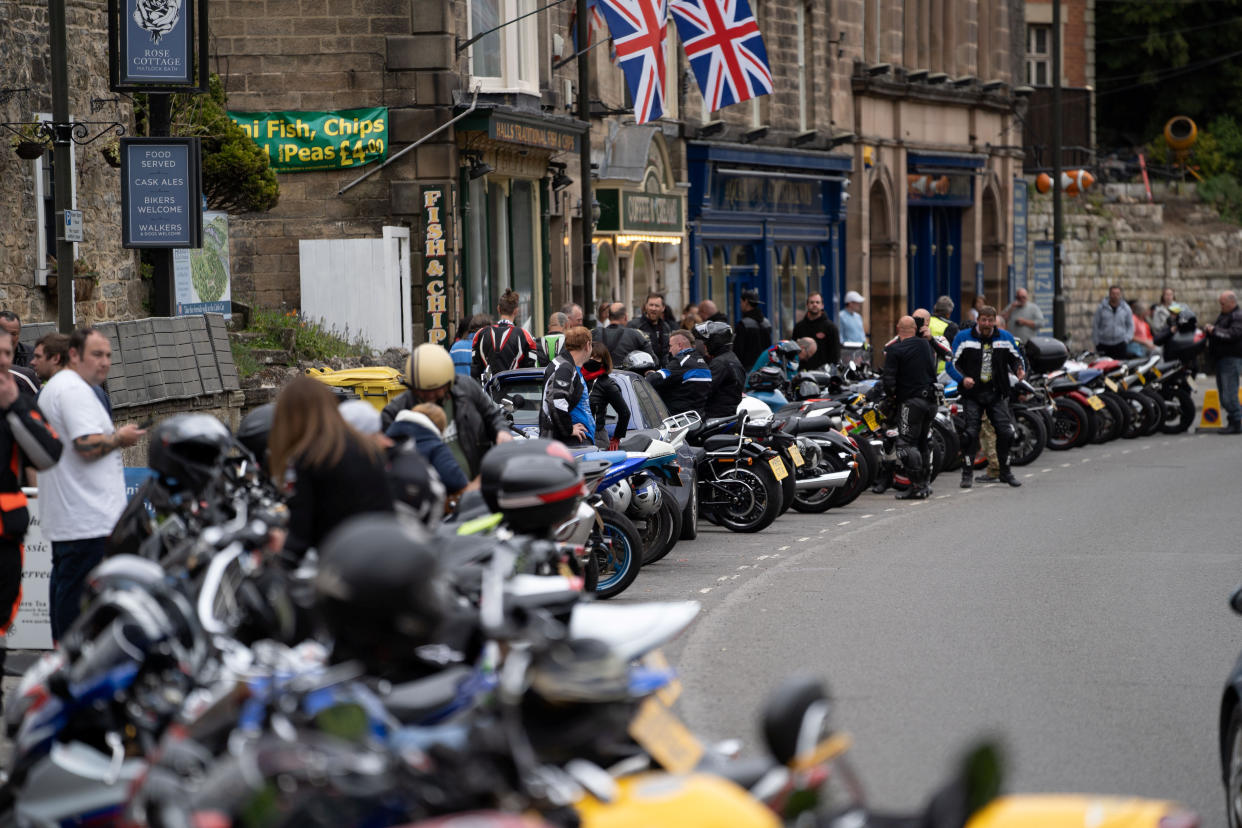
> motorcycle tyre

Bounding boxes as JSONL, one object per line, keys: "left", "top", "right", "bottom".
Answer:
{"left": 1224, "top": 705, "right": 1242, "bottom": 828}
{"left": 1158, "top": 386, "right": 1196, "bottom": 434}
{"left": 641, "top": 484, "right": 684, "bottom": 565}
{"left": 854, "top": 435, "right": 883, "bottom": 488}
{"left": 1139, "top": 387, "right": 1166, "bottom": 436}
{"left": 795, "top": 451, "right": 858, "bottom": 513}
{"left": 1008, "top": 407, "right": 1047, "bottom": 466}
{"left": 708, "top": 462, "right": 782, "bottom": 533}
{"left": 1118, "top": 390, "right": 1154, "bottom": 439}
{"left": 1090, "top": 393, "right": 1124, "bottom": 444}
{"left": 1049, "top": 397, "right": 1094, "bottom": 450}
{"left": 679, "top": 475, "right": 699, "bottom": 541}
{"left": 931, "top": 419, "right": 959, "bottom": 476}
{"left": 827, "top": 438, "right": 872, "bottom": 508}
{"left": 592, "top": 507, "right": 643, "bottom": 600}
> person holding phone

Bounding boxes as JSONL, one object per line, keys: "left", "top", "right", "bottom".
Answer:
{"left": 37, "top": 327, "right": 145, "bottom": 641}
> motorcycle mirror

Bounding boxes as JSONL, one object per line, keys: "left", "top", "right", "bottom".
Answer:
{"left": 1229, "top": 585, "right": 1242, "bottom": 616}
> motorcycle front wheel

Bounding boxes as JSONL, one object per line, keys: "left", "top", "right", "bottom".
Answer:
{"left": 1158, "top": 386, "right": 1196, "bottom": 433}
{"left": 1009, "top": 407, "right": 1048, "bottom": 466}
{"left": 1049, "top": 397, "right": 1094, "bottom": 450}
{"left": 702, "top": 461, "right": 782, "bottom": 533}
{"left": 638, "top": 484, "right": 683, "bottom": 565}
{"left": 591, "top": 507, "right": 642, "bottom": 599}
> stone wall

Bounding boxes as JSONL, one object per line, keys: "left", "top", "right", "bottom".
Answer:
{"left": 115, "top": 391, "right": 247, "bottom": 467}
{"left": 0, "top": 0, "right": 144, "bottom": 324}
{"left": 1027, "top": 189, "right": 1242, "bottom": 349}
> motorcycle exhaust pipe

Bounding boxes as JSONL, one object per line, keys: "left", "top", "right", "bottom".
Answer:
{"left": 795, "top": 469, "right": 853, "bottom": 490}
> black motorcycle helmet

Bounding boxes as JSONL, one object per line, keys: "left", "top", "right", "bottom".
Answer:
{"left": 693, "top": 320, "right": 734, "bottom": 357}
{"left": 147, "top": 414, "right": 233, "bottom": 497}
{"left": 747, "top": 365, "right": 784, "bottom": 391}
{"left": 236, "top": 403, "right": 275, "bottom": 465}
{"left": 619, "top": 350, "right": 657, "bottom": 373}
{"left": 1176, "top": 308, "right": 1197, "bottom": 333}
{"left": 480, "top": 439, "right": 584, "bottom": 533}
{"left": 314, "top": 514, "right": 446, "bottom": 675}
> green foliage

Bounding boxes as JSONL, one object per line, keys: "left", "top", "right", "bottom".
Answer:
{"left": 1196, "top": 173, "right": 1242, "bottom": 223}
{"left": 230, "top": 308, "right": 373, "bottom": 378}
{"left": 1098, "top": 1, "right": 1242, "bottom": 148}
{"left": 136, "top": 75, "right": 279, "bottom": 214}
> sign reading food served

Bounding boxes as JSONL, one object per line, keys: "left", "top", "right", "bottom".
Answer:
{"left": 120, "top": 137, "right": 203, "bottom": 248}
{"left": 229, "top": 109, "right": 388, "bottom": 172}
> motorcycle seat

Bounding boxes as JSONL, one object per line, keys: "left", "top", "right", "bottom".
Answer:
{"left": 696, "top": 754, "right": 776, "bottom": 791}
{"left": 703, "top": 434, "right": 740, "bottom": 453}
{"left": 689, "top": 416, "right": 740, "bottom": 441}
{"left": 384, "top": 665, "right": 474, "bottom": 725}
{"left": 1049, "top": 376, "right": 1081, "bottom": 391}
{"left": 619, "top": 433, "right": 655, "bottom": 452}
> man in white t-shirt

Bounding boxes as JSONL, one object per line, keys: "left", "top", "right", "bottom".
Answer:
{"left": 38, "top": 327, "right": 144, "bottom": 640}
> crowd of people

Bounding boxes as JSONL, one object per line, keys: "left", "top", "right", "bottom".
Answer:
{"left": 0, "top": 282, "right": 1237, "bottom": 668}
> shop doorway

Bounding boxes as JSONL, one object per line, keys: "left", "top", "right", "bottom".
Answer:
{"left": 908, "top": 206, "right": 962, "bottom": 316}
{"left": 869, "top": 181, "right": 900, "bottom": 346}
{"left": 726, "top": 245, "right": 762, "bottom": 323}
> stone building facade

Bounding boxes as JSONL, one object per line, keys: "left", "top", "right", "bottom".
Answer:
{"left": 0, "top": 0, "right": 144, "bottom": 324}
{"left": 212, "top": 0, "right": 1031, "bottom": 346}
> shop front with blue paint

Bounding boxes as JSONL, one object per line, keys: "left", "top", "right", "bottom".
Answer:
{"left": 905, "top": 152, "right": 985, "bottom": 316}
{"left": 686, "top": 143, "right": 852, "bottom": 340}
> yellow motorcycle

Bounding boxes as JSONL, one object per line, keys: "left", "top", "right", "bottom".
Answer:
{"left": 572, "top": 675, "right": 1198, "bottom": 828}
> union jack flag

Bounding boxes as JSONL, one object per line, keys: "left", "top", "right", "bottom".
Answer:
{"left": 566, "top": 0, "right": 607, "bottom": 56}
{"left": 670, "top": 0, "right": 772, "bottom": 111}
{"left": 596, "top": 0, "right": 669, "bottom": 124}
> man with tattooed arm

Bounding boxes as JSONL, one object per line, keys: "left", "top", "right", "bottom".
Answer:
{"left": 37, "top": 327, "right": 145, "bottom": 640}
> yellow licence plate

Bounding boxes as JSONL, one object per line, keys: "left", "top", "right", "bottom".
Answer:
{"left": 1085, "top": 394, "right": 1105, "bottom": 411}
{"left": 769, "top": 456, "right": 788, "bottom": 480}
{"left": 1104, "top": 378, "right": 1119, "bottom": 393}
{"left": 864, "top": 410, "right": 880, "bottom": 430}
{"left": 628, "top": 696, "right": 704, "bottom": 775}
{"left": 788, "top": 445, "right": 804, "bottom": 466}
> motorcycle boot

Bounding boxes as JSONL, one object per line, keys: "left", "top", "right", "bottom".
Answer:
{"left": 960, "top": 457, "right": 974, "bottom": 488}
{"left": 997, "top": 464, "right": 1022, "bottom": 487}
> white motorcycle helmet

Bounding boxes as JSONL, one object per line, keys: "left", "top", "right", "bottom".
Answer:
{"left": 629, "top": 477, "right": 662, "bottom": 517}
{"left": 737, "top": 395, "right": 772, "bottom": 423}
{"left": 605, "top": 479, "right": 632, "bottom": 513}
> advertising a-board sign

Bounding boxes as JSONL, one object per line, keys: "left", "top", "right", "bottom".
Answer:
{"left": 120, "top": 137, "right": 203, "bottom": 249}
{"left": 111, "top": 0, "right": 207, "bottom": 90}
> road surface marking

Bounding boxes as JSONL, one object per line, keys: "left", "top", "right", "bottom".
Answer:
{"left": 884, "top": 507, "right": 896, "bottom": 512}
{"left": 737, "top": 565, "right": 751, "bottom": 570}
{"left": 1061, "top": 463, "right": 1071, "bottom": 468}
{"left": 1024, "top": 473, "right": 1034, "bottom": 478}
{"left": 757, "top": 554, "right": 771, "bottom": 560}
{"left": 1122, "top": 449, "right": 1131, "bottom": 454}
{"left": 1041, "top": 468, "right": 1051, "bottom": 473}
{"left": 861, "top": 514, "right": 874, "bottom": 519}
{"left": 1080, "top": 458, "right": 1090, "bottom": 463}
{"left": 779, "top": 545, "right": 790, "bottom": 551}
{"left": 798, "top": 537, "right": 811, "bottom": 542}
{"left": 936, "top": 494, "right": 951, "bottom": 499}
{"left": 717, "top": 575, "right": 730, "bottom": 582}
{"left": 699, "top": 588, "right": 712, "bottom": 594}
{"left": 820, "top": 528, "right": 829, "bottom": 533}
{"left": 837, "top": 521, "right": 850, "bottom": 526}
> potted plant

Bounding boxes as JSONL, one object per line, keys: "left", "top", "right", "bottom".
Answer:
{"left": 73, "top": 259, "right": 99, "bottom": 302}
{"left": 8, "top": 123, "right": 49, "bottom": 160}
{"left": 100, "top": 137, "right": 121, "bottom": 168}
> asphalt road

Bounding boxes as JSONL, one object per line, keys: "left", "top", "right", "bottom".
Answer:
{"left": 620, "top": 429, "right": 1242, "bottom": 826}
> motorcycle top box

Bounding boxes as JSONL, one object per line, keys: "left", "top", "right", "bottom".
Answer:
{"left": 1024, "top": 335, "right": 1068, "bottom": 373}
{"left": 480, "top": 439, "right": 585, "bottom": 532}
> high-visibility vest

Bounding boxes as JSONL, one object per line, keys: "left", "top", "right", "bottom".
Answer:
{"left": 928, "top": 316, "right": 950, "bottom": 375}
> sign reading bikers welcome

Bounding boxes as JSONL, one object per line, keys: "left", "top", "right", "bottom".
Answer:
{"left": 228, "top": 108, "right": 388, "bottom": 172}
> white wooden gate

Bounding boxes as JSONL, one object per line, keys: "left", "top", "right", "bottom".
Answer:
{"left": 299, "top": 227, "right": 412, "bottom": 351}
